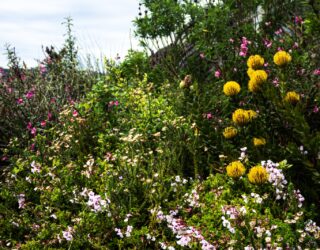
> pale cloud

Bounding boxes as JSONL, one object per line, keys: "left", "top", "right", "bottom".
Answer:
{"left": 0, "top": 0, "right": 140, "bottom": 67}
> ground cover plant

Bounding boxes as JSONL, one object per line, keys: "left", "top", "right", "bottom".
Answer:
{"left": 0, "top": 0, "right": 320, "bottom": 249}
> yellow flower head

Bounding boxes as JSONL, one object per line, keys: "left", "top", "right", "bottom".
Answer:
{"left": 248, "top": 70, "right": 267, "bottom": 92}
{"left": 226, "top": 161, "right": 246, "bottom": 179}
{"left": 248, "top": 78, "right": 261, "bottom": 92}
{"left": 232, "top": 109, "right": 250, "bottom": 126}
{"left": 252, "top": 70, "right": 268, "bottom": 84}
{"left": 247, "top": 110, "right": 258, "bottom": 120}
{"left": 284, "top": 91, "right": 300, "bottom": 105}
{"left": 274, "top": 51, "right": 292, "bottom": 66}
{"left": 247, "top": 55, "right": 265, "bottom": 70}
{"left": 223, "top": 81, "right": 241, "bottom": 96}
{"left": 248, "top": 165, "right": 268, "bottom": 184}
{"left": 223, "top": 126, "right": 238, "bottom": 139}
{"left": 247, "top": 68, "right": 256, "bottom": 79}
{"left": 253, "top": 137, "right": 266, "bottom": 146}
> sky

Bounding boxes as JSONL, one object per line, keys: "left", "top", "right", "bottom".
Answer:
{"left": 0, "top": 0, "right": 141, "bottom": 67}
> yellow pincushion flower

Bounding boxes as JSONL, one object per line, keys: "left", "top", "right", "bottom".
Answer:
{"left": 247, "top": 110, "right": 258, "bottom": 120}
{"left": 223, "top": 127, "right": 238, "bottom": 139}
{"left": 232, "top": 109, "right": 257, "bottom": 126}
{"left": 253, "top": 137, "right": 266, "bottom": 146}
{"left": 284, "top": 91, "right": 300, "bottom": 104}
{"left": 248, "top": 165, "right": 268, "bottom": 184}
{"left": 247, "top": 68, "right": 256, "bottom": 79}
{"left": 248, "top": 70, "right": 267, "bottom": 92}
{"left": 232, "top": 109, "right": 250, "bottom": 126}
{"left": 252, "top": 70, "right": 268, "bottom": 84}
{"left": 248, "top": 78, "right": 261, "bottom": 92}
{"left": 274, "top": 51, "right": 292, "bottom": 66}
{"left": 247, "top": 55, "right": 265, "bottom": 70}
{"left": 226, "top": 161, "right": 246, "bottom": 179}
{"left": 223, "top": 81, "right": 241, "bottom": 96}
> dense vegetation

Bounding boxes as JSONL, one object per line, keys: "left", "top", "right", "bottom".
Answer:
{"left": 0, "top": 1, "right": 320, "bottom": 249}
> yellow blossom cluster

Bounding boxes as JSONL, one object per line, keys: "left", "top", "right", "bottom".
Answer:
{"left": 284, "top": 91, "right": 300, "bottom": 105}
{"left": 223, "top": 81, "right": 241, "bottom": 96}
{"left": 223, "top": 126, "right": 238, "bottom": 139}
{"left": 248, "top": 165, "right": 269, "bottom": 184}
{"left": 246, "top": 55, "right": 268, "bottom": 93}
{"left": 253, "top": 137, "right": 266, "bottom": 146}
{"left": 274, "top": 51, "right": 292, "bottom": 67}
{"left": 232, "top": 109, "right": 257, "bottom": 126}
{"left": 247, "top": 55, "right": 265, "bottom": 70}
{"left": 226, "top": 161, "right": 246, "bottom": 179}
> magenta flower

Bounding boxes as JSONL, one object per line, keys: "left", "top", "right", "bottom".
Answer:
{"left": 31, "top": 127, "right": 37, "bottom": 136}
{"left": 214, "top": 70, "right": 221, "bottom": 78}
{"left": 41, "top": 121, "right": 46, "bottom": 127}
{"left": 72, "top": 110, "right": 78, "bottom": 117}
{"left": 263, "top": 39, "right": 272, "bottom": 48}
{"left": 17, "top": 98, "right": 24, "bottom": 104}
{"left": 39, "top": 64, "right": 47, "bottom": 74}
{"left": 27, "top": 122, "right": 32, "bottom": 130}
{"left": 25, "top": 90, "right": 35, "bottom": 99}
{"left": 313, "top": 69, "right": 320, "bottom": 75}
{"left": 295, "top": 16, "right": 303, "bottom": 25}
{"left": 48, "top": 112, "right": 53, "bottom": 120}
{"left": 275, "top": 28, "right": 283, "bottom": 35}
{"left": 313, "top": 106, "right": 319, "bottom": 113}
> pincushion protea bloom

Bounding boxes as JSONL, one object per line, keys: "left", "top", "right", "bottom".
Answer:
{"left": 247, "top": 55, "right": 264, "bottom": 70}
{"left": 223, "top": 127, "right": 238, "bottom": 139}
{"left": 274, "top": 51, "right": 292, "bottom": 66}
{"left": 248, "top": 166, "right": 268, "bottom": 184}
{"left": 223, "top": 81, "right": 241, "bottom": 96}
{"left": 284, "top": 91, "right": 300, "bottom": 104}
{"left": 253, "top": 137, "right": 266, "bottom": 146}
{"left": 226, "top": 161, "right": 246, "bottom": 179}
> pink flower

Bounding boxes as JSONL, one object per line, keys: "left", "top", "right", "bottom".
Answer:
{"left": 214, "top": 70, "right": 221, "bottom": 78}
{"left": 313, "top": 106, "right": 319, "bottom": 113}
{"left": 72, "top": 110, "right": 78, "bottom": 117}
{"left": 114, "top": 100, "right": 119, "bottom": 106}
{"left": 313, "top": 69, "right": 320, "bottom": 75}
{"left": 6, "top": 87, "right": 13, "bottom": 94}
{"left": 31, "top": 127, "right": 37, "bottom": 136}
{"left": 263, "top": 39, "right": 272, "bottom": 48}
{"left": 50, "top": 98, "right": 56, "bottom": 104}
{"left": 17, "top": 98, "right": 24, "bottom": 104}
{"left": 27, "top": 122, "right": 33, "bottom": 130}
{"left": 199, "top": 53, "right": 205, "bottom": 59}
{"left": 41, "top": 121, "right": 46, "bottom": 127}
{"left": 272, "top": 78, "right": 279, "bottom": 87}
{"left": 204, "top": 113, "right": 213, "bottom": 120}
{"left": 293, "top": 42, "right": 299, "bottom": 49}
{"left": 229, "top": 38, "right": 234, "bottom": 43}
{"left": 39, "top": 64, "right": 47, "bottom": 74}
{"left": 275, "top": 28, "right": 283, "bottom": 35}
{"left": 277, "top": 47, "right": 284, "bottom": 51}
{"left": 25, "top": 90, "right": 35, "bottom": 99}
{"left": 48, "top": 112, "right": 53, "bottom": 120}
{"left": 295, "top": 16, "right": 303, "bottom": 25}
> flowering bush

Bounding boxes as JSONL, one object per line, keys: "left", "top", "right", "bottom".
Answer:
{"left": 0, "top": 0, "right": 320, "bottom": 249}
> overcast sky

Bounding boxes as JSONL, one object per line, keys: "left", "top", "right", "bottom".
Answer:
{"left": 0, "top": 0, "right": 140, "bottom": 67}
